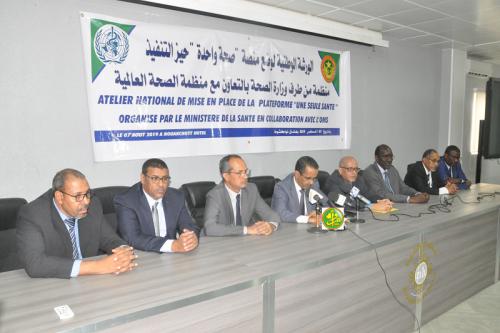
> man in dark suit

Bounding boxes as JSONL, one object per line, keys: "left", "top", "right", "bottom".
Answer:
{"left": 16, "top": 169, "right": 137, "bottom": 278}
{"left": 204, "top": 154, "right": 280, "bottom": 236}
{"left": 326, "top": 156, "right": 393, "bottom": 212}
{"left": 437, "top": 145, "right": 471, "bottom": 190}
{"left": 404, "top": 149, "right": 458, "bottom": 195}
{"left": 364, "top": 144, "right": 429, "bottom": 204}
{"left": 114, "top": 158, "right": 199, "bottom": 253}
{"left": 271, "top": 156, "right": 326, "bottom": 223}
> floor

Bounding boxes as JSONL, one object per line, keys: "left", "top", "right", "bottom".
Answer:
{"left": 418, "top": 281, "right": 500, "bottom": 333}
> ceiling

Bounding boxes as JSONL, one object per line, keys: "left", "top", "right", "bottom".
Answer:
{"left": 246, "top": 0, "right": 500, "bottom": 65}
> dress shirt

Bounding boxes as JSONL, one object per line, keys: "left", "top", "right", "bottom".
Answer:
{"left": 224, "top": 184, "right": 248, "bottom": 234}
{"left": 293, "top": 178, "right": 309, "bottom": 223}
{"left": 422, "top": 163, "right": 448, "bottom": 195}
{"left": 143, "top": 190, "right": 173, "bottom": 252}
{"left": 377, "top": 163, "right": 411, "bottom": 203}
{"left": 52, "top": 199, "right": 81, "bottom": 277}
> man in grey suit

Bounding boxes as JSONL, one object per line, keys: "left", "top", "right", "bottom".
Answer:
{"left": 204, "top": 154, "right": 280, "bottom": 236}
{"left": 364, "top": 144, "right": 429, "bottom": 204}
{"left": 271, "top": 156, "right": 326, "bottom": 223}
{"left": 17, "top": 169, "right": 137, "bottom": 278}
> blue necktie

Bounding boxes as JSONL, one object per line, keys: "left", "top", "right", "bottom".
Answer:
{"left": 384, "top": 171, "right": 394, "bottom": 194}
{"left": 235, "top": 194, "right": 242, "bottom": 226}
{"left": 64, "top": 218, "right": 80, "bottom": 260}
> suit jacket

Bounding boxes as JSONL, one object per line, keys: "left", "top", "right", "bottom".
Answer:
{"left": 271, "top": 173, "right": 326, "bottom": 222}
{"left": 437, "top": 156, "right": 469, "bottom": 190}
{"left": 325, "top": 170, "right": 376, "bottom": 210}
{"left": 16, "top": 190, "right": 125, "bottom": 278}
{"left": 364, "top": 162, "right": 418, "bottom": 203}
{"left": 114, "top": 183, "right": 199, "bottom": 252}
{"left": 204, "top": 181, "right": 281, "bottom": 236}
{"left": 404, "top": 161, "right": 445, "bottom": 195}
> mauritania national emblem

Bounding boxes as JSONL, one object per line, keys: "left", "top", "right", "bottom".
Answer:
{"left": 94, "top": 25, "right": 129, "bottom": 64}
{"left": 318, "top": 51, "right": 341, "bottom": 96}
{"left": 322, "top": 207, "right": 344, "bottom": 230}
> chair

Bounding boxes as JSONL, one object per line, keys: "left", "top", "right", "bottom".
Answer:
{"left": 316, "top": 170, "right": 330, "bottom": 194}
{"left": 0, "top": 197, "right": 27, "bottom": 272}
{"left": 93, "top": 186, "right": 129, "bottom": 231}
{"left": 248, "top": 176, "right": 278, "bottom": 206}
{"left": 180, "top": 181, "right": 216, "bottom": 230}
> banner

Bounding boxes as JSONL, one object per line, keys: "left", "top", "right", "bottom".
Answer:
{"left": 80, "top": 12, "right": 351, "bottom": 161}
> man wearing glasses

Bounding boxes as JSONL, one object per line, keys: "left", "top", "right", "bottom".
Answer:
{"left": 204, "top": 154, "right": 280, "bottom": 236}
{"left": 114, "top": 158, "right": 199, "bottom": 253}
{"left": 17, "top": 169, "right": 137, "bottom": 278}
{"left": 271, "top": 156, "right": 327, "bottom": 223}
{"left": 404, "top": 149, "right": 458, "bottom": 195}
{"left": 364, "top": 144, "right": 429, "bottom": 204}
{"left": 325, "top": 156, "right": 393, "bottom": 213}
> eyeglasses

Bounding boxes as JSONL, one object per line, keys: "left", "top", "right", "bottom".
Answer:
{"left": 227, "top": 169, "right": 251, "bottom": 177}
{"left": 340, "top": 167, "right": 361, "bottom": 173}
{"left": 145, "top": 174, "right": 171, "bottom": 184}
{"left": 299, "top": 173, "right": 317, "bottom": 181}
{"left": 59, "top": 190, "right": 93, "bottom": 202}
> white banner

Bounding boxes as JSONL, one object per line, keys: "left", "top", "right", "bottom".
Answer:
{"left": 80, "top": 12, "right": 351, "bottom": 161}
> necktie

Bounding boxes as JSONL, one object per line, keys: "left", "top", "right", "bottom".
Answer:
{"left": 384, "top": 171, "right": 394, "bottom": 194}
{"left": 299, "top": 189, "right": 305, "bottom": 215}
{"left": 64, "top": 218, "right": 80, "bottom": 260}
{"left": 428, "top": 173, "right": 432, "bottom": 188}
{"left": 235, "top": 194, "right": 242, "bottom": 226}
{"left": 449, "top": 166, "right": 453, "bottom": 178}
{"left": 152, "top": 202, "right": 160, "bottom": 236}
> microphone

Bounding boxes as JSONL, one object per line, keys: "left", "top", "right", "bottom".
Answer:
{"left": 308, "top": 188, "right": 323, "bottom": 204}
{"left": 350, "top": 186, "right": 371, "bottom": 206}
{"left": 327, "top": 192, "right": 346, "bottom": 207}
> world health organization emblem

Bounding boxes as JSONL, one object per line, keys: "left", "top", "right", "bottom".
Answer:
{"left": 94, "top": 25, "right": 129, "bottom": 64}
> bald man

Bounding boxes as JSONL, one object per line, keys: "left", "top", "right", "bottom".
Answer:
{"left": 325, "top": 156, "right": 393, "bottom": 212}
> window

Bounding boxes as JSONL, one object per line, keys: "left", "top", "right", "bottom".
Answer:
{"left": 470, "top": 89, "right": 486, "bottom": 154}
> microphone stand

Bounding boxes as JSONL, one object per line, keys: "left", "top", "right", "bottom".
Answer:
{"left": 307, "top": 201, "right": 328, "bottom": 234}
{"left": 349, "top": 197, "right": 365, "bottom": 224}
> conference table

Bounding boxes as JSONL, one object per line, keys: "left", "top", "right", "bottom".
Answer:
{"left": 1, "top": 184, "right": 499, "bottom": 333}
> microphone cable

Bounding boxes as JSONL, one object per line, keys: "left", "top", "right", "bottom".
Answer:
{"left": 346, "top": 227, "right": 421, "bottom": 333}
{"left": 368, "top": 196, "right": 451, "bottom": 222}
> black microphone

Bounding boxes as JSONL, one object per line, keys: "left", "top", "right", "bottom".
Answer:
{"left": 327, "top": 192, "right": 347, "bottom": 207}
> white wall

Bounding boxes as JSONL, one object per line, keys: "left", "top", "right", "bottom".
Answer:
{"left": 0, "top": 0, "right": 442, "bottom": 200}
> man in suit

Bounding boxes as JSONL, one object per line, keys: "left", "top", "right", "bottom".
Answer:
{"left": 204, "top": 154, "right": 280, "bottom": 236}
{"left": 271, "top": 156, "right": 326, "bottom": 223}
{"left": 114, "top": 158, "right": 199, "bottom": 253}
{"left": 364, "top": 144, "right": 429, "bottom": 204}
{"left": 16, "top": 169, "right": 137, "bottom": 279}
{"left": 326, "top": 156, "right": 393, "bottom": 212}
{"left": 404, "top": 149, "right": 458, "bottom": 195}
{"left": 437, "top": 145, "right": 471, "bottom": 190}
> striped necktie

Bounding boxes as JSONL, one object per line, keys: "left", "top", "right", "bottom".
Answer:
{"left": 64, "top": 218, "right": 80, "bottom": 260}
{"left": 383, "top": 171, "right": 394, "bottom": 194}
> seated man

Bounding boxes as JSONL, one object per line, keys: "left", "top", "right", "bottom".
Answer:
{"left": 364, "top": 144, "right": 429, "bottom": 204}
{"left": 114, "top": 158, "right": 199, "bottom": 253}
{"left": 326, "top": 156, "right": 393, "bottom": 212}
{"left": 272, "top": 156, "right": 327, "bottom": 223}
{"left": 437, "top": 145, "right": 471, "bottom": 190}
{"left": 17, "top": 169, "right": 137, "bottom": 278}
{"left": 404, "top": 149, "right": 458, "bottom": 195}
{"left": 204, "top": 154, "right": 280, "bottom": 236}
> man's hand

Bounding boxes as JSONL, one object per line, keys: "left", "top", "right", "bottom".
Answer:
{"left": 409, "top": 193, "right": 429, "bottom": 204}
{"left": 172, "top": 229, "right": 198, "bottom": 253}
{"left": 79, "top": 245, "right": 138, "bottom": 276}
{"left": 246, "top": 221, "right": 274, "bottom": 236}
{"left": 372, "top": 199, "right": 393, "bottom": 212}
{"left": 307, "top": 211, "right": 320, "bottom": 224}
{"left": 445, "top": 182, "right": 458, "bottom": 194}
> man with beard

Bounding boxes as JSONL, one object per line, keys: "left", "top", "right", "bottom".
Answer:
{"left": 17, "top": 169, "right": 137, "bottom": 278}
{"left": 114, "top": 158, "right": 199, "bottom": 253}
